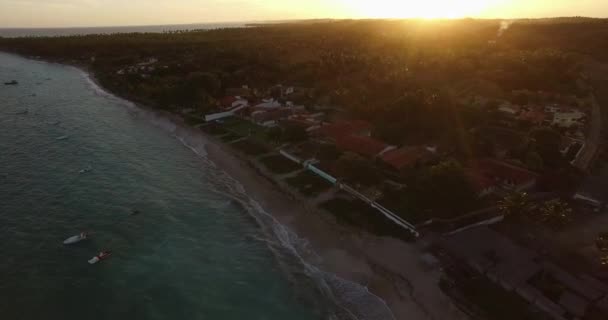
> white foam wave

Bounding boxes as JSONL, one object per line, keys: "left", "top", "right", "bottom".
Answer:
{"left": 176, "top": 136, "right": 396, "bottom": 320}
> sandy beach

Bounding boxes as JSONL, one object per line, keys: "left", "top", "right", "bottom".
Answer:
{"left": 68, "top": 60, "right": 468, "bottom": 320}
{"left": 182, "top": 124, "right": 468, "bottom": 320}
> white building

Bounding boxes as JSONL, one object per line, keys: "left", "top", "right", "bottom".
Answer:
{"left": 553, "top": 110, "right": 585, "bottom": 128}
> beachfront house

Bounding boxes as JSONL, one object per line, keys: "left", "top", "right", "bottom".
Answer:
{"left": 552, "top": 109, "right": 585, "bottom": 128}
{"left": 380, "top": 146, "right": 436, "bottom": 173}
{"left": 467, "top": 159, "right": 539, "bottom": 196}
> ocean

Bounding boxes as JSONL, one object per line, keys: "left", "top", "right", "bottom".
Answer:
{"left": 0, "top": 23, "right": 246, "bottom": 38}
{"left": 0, "top": 52, "right": 337, "bottom": 320}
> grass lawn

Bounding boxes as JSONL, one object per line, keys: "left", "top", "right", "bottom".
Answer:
{"left": 220, "top": 133, "right": 243, "bottom": 142}
{"left": 320, "top": 197, "right": 415, "bottom": 241}
{"left": 200, "top": 124, "right": 228, "bottom": 136}
{"left": 260, "top": 154, "right": 302, "bottom": 175}
{"left": 285, "top": 170, "right": 332, "bottom": 197}
{"left": 183, "top": 115, "right": 205, "bottom": 126}
{"left": 376, "top": 193, "right": 427, "bottom": 225}
{"left": 231, "top": 138, "right": 270, "bottom": 156}
{"left": 223, "top": 117, "right": 269, "bottom": 142}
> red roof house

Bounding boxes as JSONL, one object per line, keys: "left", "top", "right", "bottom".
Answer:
{"left": 313, "top": 120, "right": 372, "bottom": 139}
{"left": 380, "top": 147, "right": 434, "bottom": 172}
{"left": 335, "top": 135, "right": 392, "bottom": 158}
{"left": 219, "top": 96, "right": 238, "bottom": 109}
{"left": 519, "top": 109, "right": 547, "bottom": 125}
{"left": 468, "top": 159, "right": 538, "bottom": 194}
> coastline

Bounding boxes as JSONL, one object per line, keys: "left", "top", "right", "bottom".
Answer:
{"left": 11, "top": 52, "right": 468, "bottom": 320}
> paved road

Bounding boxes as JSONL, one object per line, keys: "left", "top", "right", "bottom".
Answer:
{"left": 573, "top": 94, "right": 601, "bottom": 171}
{"left": 573, "top": 61, "right": 608, "bottom": 171}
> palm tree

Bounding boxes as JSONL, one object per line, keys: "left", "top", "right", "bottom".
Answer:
{"left": 537, "top": 199, "right": 573, "bottom": 228}
{"left": 498, "top": 192, "right": 531, "bottom": 218}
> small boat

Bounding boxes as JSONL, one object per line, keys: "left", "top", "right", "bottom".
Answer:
{"left": 56, "top": 135, "right": 69, "bottom": 140}
{"left": 4, "top": 80, "right": 18, "bottom": 85}
{"left": 88, "top": 251, "right": 112, "bottom": 264}
{"left": 63, "top": 232, "right": 88, "bottom": 245}
{"left": 15, "top": 110, "right": 29, "bottom": 115}
{"left": 79, "top": 166, "right": 93, "bottom": 174}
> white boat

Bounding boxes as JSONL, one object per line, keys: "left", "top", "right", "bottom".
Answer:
{"left": 56, "top": 135, "right": 69, "bottom": 141}
{"left": 79, "top": 166, "right": 93, "bottom": 174}
{"left": 63, "top": 232, "right": 87, "bottom": 245}
{"left": 88, "top": 251, "right": 111, "bottom": 264}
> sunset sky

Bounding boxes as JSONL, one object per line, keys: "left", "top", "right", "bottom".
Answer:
{"left": 0, "top": 0, "right": 607, "bottom": 28}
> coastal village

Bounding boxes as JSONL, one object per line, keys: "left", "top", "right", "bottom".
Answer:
{"left": 5, "top": 15, "right": 608, "bottom": 320}
{"left": 165, "top": 78, "right": 608, "bottom": 320}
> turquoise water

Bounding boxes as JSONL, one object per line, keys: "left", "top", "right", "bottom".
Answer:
{"left": 0, "top": 52, "right": 330, "bottom": 320}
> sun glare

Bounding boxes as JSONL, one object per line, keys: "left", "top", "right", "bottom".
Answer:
{"left": 343, "top": 0, "right": 503, "bottom": 19}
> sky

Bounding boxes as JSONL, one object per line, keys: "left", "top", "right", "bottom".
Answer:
{"left": 0, "top": 0, "right": 607, "bottom": 28}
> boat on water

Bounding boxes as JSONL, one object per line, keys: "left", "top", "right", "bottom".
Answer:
{"left": 88, "top": 251, "right": 111, "bottom": 264}
{"left": 56, "top": 135, "right": 69, "bottom": 140}
{"left": 79, "top": 166, "right": 93, "bottom": 174}
{"left": 4, "top": 80, "right": 18, "bottom": 85}
{"left": 63, "top": 232, "right": 88, "bottom": 245}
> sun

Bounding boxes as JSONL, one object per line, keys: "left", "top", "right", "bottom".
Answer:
{"left": 342, "top": 0, "right": 501, "bottom": 19}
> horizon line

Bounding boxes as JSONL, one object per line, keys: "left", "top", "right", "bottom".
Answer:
{"left": 1, "top": 16, "right": 607, "bottom": 30}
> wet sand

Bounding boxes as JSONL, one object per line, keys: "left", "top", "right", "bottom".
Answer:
{"left": 197, "top": 129, "right": 469, "bottom": 320}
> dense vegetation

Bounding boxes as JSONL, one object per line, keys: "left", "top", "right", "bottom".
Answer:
{"left": 2, "top": 20, "right": 606, "bottom": 147}
{"left": 1, "top": 19, "right": 603, "bottom": 209}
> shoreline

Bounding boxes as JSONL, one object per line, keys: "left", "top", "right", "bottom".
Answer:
{"left": 6, "top": 51, "right": 468, "bottom": 320}
{"left": 81, "top": 60, "right": 468, "bottom": 320}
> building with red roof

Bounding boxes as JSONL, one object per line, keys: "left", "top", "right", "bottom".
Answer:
{"left": 519, "top": 109, "right": 547, "bottom": 125}
{"left": 335, "top": 135, "right": 393, "bottom": 158}
{"left": 467, "top": 159, "right": 538, "bottom": 196}
{"left": 466, "top": 170, "right": 498, "bottom": 197}
{"left": 380, "top": 146, "right": 435, "bottom": 172}
{"left": 313, "top": 120, "right": 372, "bottom": 139}
{"left": 219, "top": 96, "right": 238, "bottom": 109}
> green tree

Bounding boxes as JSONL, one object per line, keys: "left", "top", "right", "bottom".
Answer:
{"left": 524, "top": 151, "right": 544, "bottom": 171}
{"left": 317, "top": 143, "right": 341, "bottom": 162}
{"left": 498, "top": 192, "right": 532, "bottom": 217}
{"left": 335, "top": 152, "right": 379, "bottom": 186}
{"left": 282, "top": 124, "right": 308, "bottom": 143}
{"left": 536, "top": 199, "right": 573, "bottom": 228}
{"left": 267, "top": 126, "right": 283, "bottom": 144}
{"left": 415, "top": 160, "right": 479, "bottom": 217}
{"left": 530, "top": 127, "right": 563, "bottom": 168}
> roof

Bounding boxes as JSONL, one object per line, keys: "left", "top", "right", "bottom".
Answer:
{"left": 380, "top": 147, "right": 432, "bottom": 171}
{"left": 519, "top": 110, "right": 547, "bottom": 123}
{"left": 499, "top": 104, "right": 521, "bottom": 114}
{"left": 314, "top": 120, "right": 372, "bottom": 139}
{"left": 471, "top": 159, "right": 538, "bottom": 187}
{"left": 282, "top": 118, "right": 317, "bottom": 130}
{"left": 254, "top": 99, "right": 282, "bottom": 109}
{"left": 225, "top": 87, "right": 251, "bottom": 97}
{"left": 466, "top": 170, "right": 497, "bottom": 192}
{"left": 335, "top": 135, "right": 390, "bottom": 158}
{"left": 252, "top": 109, "right": 292, "bottom": 123}
{"left": 219, "top": 96, "right": 238, "bottom": 108}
